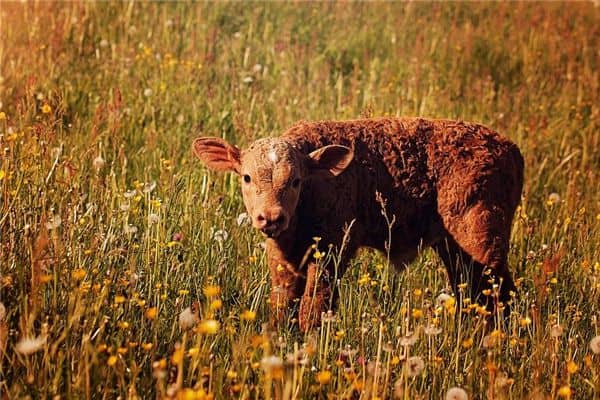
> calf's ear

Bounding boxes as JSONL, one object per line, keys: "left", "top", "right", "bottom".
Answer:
{"left": 192, "top": 137, "right": 241, "bottom": 174}
{"left": 307, "top": 145, "right": 353, "bottom": 178}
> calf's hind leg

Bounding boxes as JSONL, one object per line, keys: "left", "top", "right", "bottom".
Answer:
{"left": 436, "top": 201, "right": 517, "bottom": 316}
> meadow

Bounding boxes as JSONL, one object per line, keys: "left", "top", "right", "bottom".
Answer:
{"left": 0, "top": 2, "right": 599, "bottom": 399}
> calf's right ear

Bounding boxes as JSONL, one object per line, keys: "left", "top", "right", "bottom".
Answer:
{"left": 192, "top": 137, "right": 241, "bottom": 174}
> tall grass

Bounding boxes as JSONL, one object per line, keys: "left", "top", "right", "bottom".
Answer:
{"left": 0, "top": 2, "right": 598, "bottom": 398}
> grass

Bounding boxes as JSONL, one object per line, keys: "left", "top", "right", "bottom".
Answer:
{"left": 0, "top": 2, "right": 599, "bottom": 399}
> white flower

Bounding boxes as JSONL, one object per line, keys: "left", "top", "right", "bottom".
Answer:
{"left": 242, "top": 76, "right": 253, "bottom": 84}
{"left": 124, "top": 224, "right": 138, "bottom": 235}
{"left": 149, "top": 213, "right": 159, "bottom": 225}
{"left": 260, "top": 355, "right": 283, "bottom": 374}
{"left": 212, "top": 228, "right": 228, "bottom": 243}
{"left": 548, "top": 192, "right": 561, "bottom": 204}
{"left": 15, "top": 336, "right": 46, "bottom": 355}
{"left": 143, "top": 181, "right": 156, "bottom": 194}
{"left": 406, "top": 356, "right": 424, "bottom": 377}
{"left": 124, "top": 190, "right": 136, "bottom": 199}
{"left": 178, "top": 307, "right": 199, "bottom": 330}
{"left": 45, "top": 214, "right": 62, "bottom": 230}
{"left": 446, "top": 387, "right": 468, "bottom": 400}
{"left": 0, "top": 302, "right": 5, "bottom": 321}
{"left": 550, "top": 324, "right": 564, "bottom": 338}
{"left": 436, "top": 293, "right": 452, "bottom": 307}
{"left": 589, "top": 335, "right": 600, "bottom": 354}
{"left": 93, "top": 155, "right": 105, "bottom": 171}
{"left": 252, "top": 64, "right": 263, "bottom": 73}
{"left": 143, "top": 88, "right": 153, "bottom": 97}
{"left": 399, "top": 330, "right": 419, "bottom": 346}
{"left": 424, "top": 324, "right": 442, "bottom": 336}
{"left": 99, "top": 39, "right": 109, "bottom": 48}
{"left": 236, "top": 212, "right": 250, "bottom": 226}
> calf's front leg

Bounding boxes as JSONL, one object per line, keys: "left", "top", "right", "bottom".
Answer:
{"left": 299, "top": 263, "right": 335, "bottom": 332}
{"left": 267, "top": 256, "right": 306, "bottom": 327}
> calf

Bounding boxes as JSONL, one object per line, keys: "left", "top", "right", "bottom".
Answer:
{"left": 193, "top": 118, "right": 524, "bottom": 331}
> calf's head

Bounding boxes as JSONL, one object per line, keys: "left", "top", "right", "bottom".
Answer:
{"left": 193, "top": 137, "right": 353, "bottom": 238}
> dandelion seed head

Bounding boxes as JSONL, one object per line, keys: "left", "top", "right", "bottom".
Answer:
{"left": 143, "top": 88, "right": 153, "bottom": 97}
{"left": 15, "top": 336, "right": 46, "bottom": 355}
{"left": 93, "top": 155, "right": 105, "bottom": 171}
{"left": 550, "top": 324, "right": 564, "bottom": 338}
{"left": 446, "top": 387, "right": 468, "bottom": 400}
{"left": 406, "top": 356, "right": 425, "bottom": 377}
{"left": 179, "top": 307, "right": 199, "bottom": 330}
{"left": 45, "top": 214, "right": 62, "bottom": 230}
{"left": 589, "top": 335, "right": 600, "bottom": 354}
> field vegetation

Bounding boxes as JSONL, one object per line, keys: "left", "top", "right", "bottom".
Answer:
{"left": 0, "top": 2, "right": 599, "bottom": 399}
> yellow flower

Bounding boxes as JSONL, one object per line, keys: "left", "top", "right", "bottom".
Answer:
{"left": 461, "top": 338, "right": 474, "bottom": 349}
{"left": 198, "top": 319, "right": 220, "bottom": 334}
{"left": 557, "top": 385, "right": 572, "bottom": 398}
{"left": 142, "top": 343, "right": 153, "bottom": 351}
{"left": 316, "top": 370, "right": 332, "bottom": 385}
{"left": 411, "top": 308, "right": 423, "bottom": 319}
{"left": 172, "top": 348, "right": 184, "bottom": 364}
{"left": 241, "top": 310, "right": 256, "bottom": 321}
{"left": 41, "top": 103, "right": 52, "bottom": 114}
{"left": 114, "top": 295, "right": 126, "bottom": 304}
{"left": 413, "top": 288, "right": 423, "bottom": 297}
{"left": 72, "top": 268, "right": 86, "bottom": 281}
{"left": 107, "top": 355, "right": 118, "bottom": 366}
{"left": 0, "top": 111, "right": 6, "bottom": 120}
{"left": 145, "top": 307, "right": 158, "bottom": 320}
{"left": 566, "top": 360, "right": 578, "bottom": 374}
{"left": 203, "top": 285, "right": 221, "bottom": 297}
{"left": 209, "top": 299, "right": 222, "bottom": 310}
{"left": 226, "top": 370, "right": 238, "bottom": 379}
{"left": 519, "top": 317, "right": 532, "bottom": 327}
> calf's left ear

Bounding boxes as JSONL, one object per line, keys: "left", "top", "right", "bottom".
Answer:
{"left": 192, "top": 137, "right": 241, "bottom": 174}
{"left": 307, "top": 145, "right": 354, "bottom": 178}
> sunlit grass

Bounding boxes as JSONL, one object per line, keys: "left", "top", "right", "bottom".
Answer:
{"left": 0, "top": 2, "right": 599, "bottom": 398}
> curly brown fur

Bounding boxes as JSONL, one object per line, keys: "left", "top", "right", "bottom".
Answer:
{"left": 193, "top": 117, "right": 524, "bottom": 331}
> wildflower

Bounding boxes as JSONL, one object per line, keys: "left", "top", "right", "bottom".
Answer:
{"left": 143, "top": 181, "right": 156, "bottom": 193}
{"left": 0, "top": 170, "right": 4, "bottom": 181}
{"left": 261, "top": 355, "right": 284, "bottom": 378}
{"left": 145, "top": 307, "right": 158, "bottom": 320}
{"left": 209, "top": 299, "right": 222, "bottom": 310}
{"left": 399, "top": 330, "right": 419, "bottom": 346}
{"left": 0, "top": 111, "right": 5, "bottom": 120}
{"left": 172, "top": 347, "right": 184, "bottom": 364}
{"left": 203, "top": 285, "right": 221, "bottom": 297}
{"left": 241, "top": 310, "right": 256, "bottom": 321}
{"left": 462, "top": 338, "right": 474, "bottom": 349}
{"left": 124, "top": 225, "right": 138, "bottom": 235}
{"left": 179, "top": 307, "right": 199, "bottom": 330}
{"left": 242, "top": 76, "right": 253, "bottom": 84}
{"left": 211, "top": 228, "right": 228, "bottom": 243}
{"left": 446, "top": 387, "right": 468, "bottom": 400}
{"left": 198, "top": 319, "right": 220, "bottom": 334}
{"left": 107, "top": 355, "right": 118, "bottom": 366}
{"left": 590, "top": 336, "right": 600, "bottom": 354}
{"left": 436, "top": 293, "right": 453, "bottom": 308}
{"left": 72, "top": 269, "right": 86, "bottom": 281}
{"left": 45, "top": 214, "right": 62, "bottom": 230}
{"left": 519, "top": 317, "right": 532, "bottom": 327}
{"left": 236, "top": 212, "right": 250, "bottom": 226}
{"left": 142, "top": 342, "right": 153, "bottom": 351}
{"left": 424, "top": 324, "right": 442, "bottom": 336}
{"left": 41, "top": 103, "right": 52, "bottom": 114}
{"left": 406, "top": 356, "right": 425, "bottom": 377}
{"left": 99, "top": 39, "right": 109, "bottom": 48}
{"left": 114, "top": 295, "right": 126, "bottom": 304}
{"left": 557, "top": 385, "right": 572, "bottom": 398}
{"left": 143, "top": 88, "right": 153, "bottom": 97}
{"left": 547, "top": 192, "right": 561, "bottom": 205}
{"left": 550, "top": 324, "right": 564, "bottom": 338}
{"left": 566, "top": 360, "right": 578, "bottom": 374}
{"left": 15, "top": 336, "right": 46, "bottom": 355}
{"left": 149, "top": 213, "right": 159, "bottom": 224}
{"left": 316, "top": 370, "right": 331, "bottom": 385}
{"left": 253, "top": 64, "right": 263, "bottom": 73}
{"left": 0, "top": 302, "right": 5, "bottom": 321}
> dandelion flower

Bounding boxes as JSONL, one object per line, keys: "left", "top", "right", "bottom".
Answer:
{"left": 316, "top": 370, "right": 331, "bottom": 385}
{"left": 406, "top": 356, "right": 425, "bottom": 377}
{"left": 0, "top": 111, "right": 6, "bottom": 120}
{"left": 41, "top": 103, "right": 52, "bottom": 114}
{"left": 203, "top": 285, "right": 221, "bottom": 297}
{"left": 446, "top": 387, "right": 468, "bottom": 400}
{"left": 15, "top": 336, "right": 46, "bottom": 355}
{"left": 145, "top": 307, "right": 158, "bottom": 320}
{"left": 179, "top": 307, "right": 199, "bottom": 330}
{"left": 557, "top": 385, "right": 571, "bottom": 398}
{"left": 198, "top": 319, "right": 220, "bottom": 334}
{"left": 241, "top": 310, "right": 256, "bottom": 321}
{"left": 589, "top": 336, "right": 600, "bottom": 354}
{"left": 107, "top": 355, "right": 118, "bottom": 366}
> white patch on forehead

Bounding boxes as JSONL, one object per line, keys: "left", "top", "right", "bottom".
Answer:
{"left": 267, "top": 148, "right": 279, "bottom": 163}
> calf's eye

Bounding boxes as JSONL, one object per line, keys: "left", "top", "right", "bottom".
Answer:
{"left": 243, "top": 174, "right": 251, "bottom": 183}
{"left": 292, "top": 178, "right": 301, "bottom": 188}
